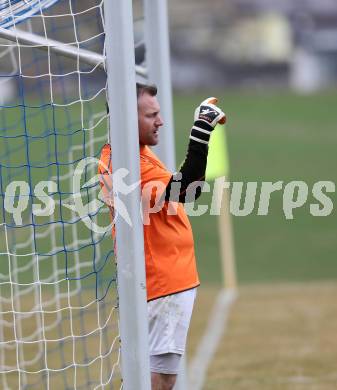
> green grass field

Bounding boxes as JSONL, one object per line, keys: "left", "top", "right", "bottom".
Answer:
{"left": 2, "top": 90, "right": 335, "bottom": 285}
{"left": 173, "top": 90, "right": 337, "bottom": 285}
{"left": 1, "top": 89, "right": 337, "bottom": 388}
{"left": 173, "top": 90, "right": 337, "bottom": 389}
{"left": 189, "top": 283, "right": 337, "bottom": 390}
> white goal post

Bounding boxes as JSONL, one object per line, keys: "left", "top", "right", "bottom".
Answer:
{"left": 103, "top": 0, "right": 151, "bottom": 388}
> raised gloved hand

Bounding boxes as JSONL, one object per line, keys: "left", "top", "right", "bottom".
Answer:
{"left": 190, "top": 97, "right": 226, "bottom": 144}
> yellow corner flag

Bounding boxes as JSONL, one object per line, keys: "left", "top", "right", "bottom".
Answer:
{"left": 205, "top": 124, "right": 229, "bottom": 181}
{"left": 205, "top": 123, "right": 237, "bottom": 290}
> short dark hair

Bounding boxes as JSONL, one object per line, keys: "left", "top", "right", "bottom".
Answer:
{"left": 136, "top": 83, "right": 157, "bottom": 99}
{"left": 106, "top": 83, "right": 157, "bottom": 113}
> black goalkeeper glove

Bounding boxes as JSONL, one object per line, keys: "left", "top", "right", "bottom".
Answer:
{"left": 190, "top": 97, "right": 226, "bottom": 144}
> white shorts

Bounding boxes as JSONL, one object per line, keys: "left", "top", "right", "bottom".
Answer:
{"left": 147, "top": 288, "right": 197, "bottom": 356}
{"left": 150, "top": 353, "right": 182, "bottom": 375}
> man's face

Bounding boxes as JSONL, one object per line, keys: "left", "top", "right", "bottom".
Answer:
{"left": 138, "top": 92, "right": 163, "bottom": 146}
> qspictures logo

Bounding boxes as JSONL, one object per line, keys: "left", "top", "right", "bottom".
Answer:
{"left": 2, "top": 157, "right": 335, "bottom": 234}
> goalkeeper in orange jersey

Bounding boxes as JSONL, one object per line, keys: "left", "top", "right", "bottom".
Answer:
{"left": 99, "top": 83, "right": 225, "bottom": 390}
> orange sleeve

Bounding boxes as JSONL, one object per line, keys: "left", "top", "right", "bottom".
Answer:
{"left": 98, "top": 144, "right": 114, "bottom": 203}
{"left": 98, "top": 144, "right": 112, "bottom": 175}
{"left": 98, "top": 144, "right": 115, "bottom": 239}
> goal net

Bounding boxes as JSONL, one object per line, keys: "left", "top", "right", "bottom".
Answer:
{"left": 0, "top": 1, "right": 146, "bottom": 388}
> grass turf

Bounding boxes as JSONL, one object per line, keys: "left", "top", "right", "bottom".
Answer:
{"left": 1, "top": 89, "right": 337, "bottom": 388}
{"left": 194, "top": 282, "right": 337, "bottom": 390}
{"left": 173, "top": 90, "right": 337, "bottom": 285}
{"left": 1, "top": 90, "right": 336, "bottom": 285}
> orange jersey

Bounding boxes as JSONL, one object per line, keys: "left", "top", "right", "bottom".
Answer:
{"left": 98, "top": 144, "right": 199, "bottom": 301}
